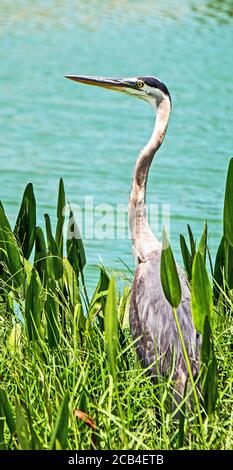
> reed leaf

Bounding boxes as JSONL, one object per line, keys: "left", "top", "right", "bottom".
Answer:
{"left": 201, "top": 317, "right": 218, "bottom": 417}
{"left": 55, "top": 178, "right": 66, "bottom": 256}
{"left": 45, "top": 280, "right": 61, "bottom": 349}
{"left": 161, "top": 228, "right": 181, "bottom": 308}
{"left": 180, "top": 234, "right": 192, "bottom": 281}
{"left": 67, "top": 205, "right": 86, "bottom": 276}
{"left": 198, "top": 221, "right": 208, "bottom": 263}
{"left": 49, "top": 392, "right": 69, "bottom": 450}
{"left": 104, "top": 276, "right": 119, "bottom": 381}
{"left": 44, "top": 214, "right": 63, "bottom": 280}
{"left": 187, "top": 224, "right": 196, "bottom": 259}
{"left": 191, "top": 252, "right": 214, "bottom": 334}
{"left": 0, "top": 389, "right": 16, "bottom": 435}
{"left": 34, "top": 226, "right": 47, "bottom": 282}
{"left": 224, "top": 240, "right": 233, "bottom": 290}
{"left": 16, "top": 402, "right": 31, "bottom": 450}
{"left": 14, "top": 183, "right": 36, "bottom": 260}
{"left": 25, "top": 268, "right": 42, "bottom": 341}
{"left": 223, "top": 158, "right": 233, "bottom": 246}
{"left": 0, "top": 207, "right": 23, "bottom": 288}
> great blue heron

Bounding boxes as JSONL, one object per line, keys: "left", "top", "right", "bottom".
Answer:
{"left": 65, "top": 74, "right": 200, "bottom": 402}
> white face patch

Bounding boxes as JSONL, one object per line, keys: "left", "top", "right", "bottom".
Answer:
{"left": 124, "top": 82, "right": 165, "bottom": 109}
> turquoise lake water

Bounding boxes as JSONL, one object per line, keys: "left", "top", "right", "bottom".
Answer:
{"left": 1, "top": 0, "right": 233, "bottom": 288}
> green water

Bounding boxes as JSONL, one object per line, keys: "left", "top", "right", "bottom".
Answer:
{"left": 1, "top": 0, "right": 233, "bottom": 288}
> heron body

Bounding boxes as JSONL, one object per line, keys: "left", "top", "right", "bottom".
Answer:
{"left": 130, "top": 253, "right": 200, "bottom": 398}
{"left": 65, "top": 74, "right": 201, "bottom": 399}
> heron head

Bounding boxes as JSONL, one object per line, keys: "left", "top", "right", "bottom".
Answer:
{"left": 65, "top": 75, "right": 171, "bottom": 109}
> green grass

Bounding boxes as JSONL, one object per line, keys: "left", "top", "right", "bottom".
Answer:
{"left": 0, "top": 161, "right": 233, "bottom": 450}
{"left": 0, "top": 296, "right": 232, "bottom": 450}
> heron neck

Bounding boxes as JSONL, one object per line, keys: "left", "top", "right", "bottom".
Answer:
{"left": 128, "top": 95, "right": 171, "bottom": 262}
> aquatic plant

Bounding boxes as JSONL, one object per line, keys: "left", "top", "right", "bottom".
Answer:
{"left": 0, "top": 160, "right": 232, "bottom": 450}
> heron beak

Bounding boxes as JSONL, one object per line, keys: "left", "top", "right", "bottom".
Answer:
{"left": 64, "top": 75, "right": 135, "bottom": 92}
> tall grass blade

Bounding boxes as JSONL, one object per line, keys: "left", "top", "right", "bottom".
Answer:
{"left": 16, "top": 402, "right": 31, "bottom": 450}
{"left": 49, "top": 392, "right": 69, "bottom": 450}
{"left": 104, "top": 276, "right": 119, "bottom": 381}
{"left": 0, "top": 389, "right": 16, "bottom": 435}
{"left": 0, "top": 400, "right": 4, "bottom": 449}
{"left": 201, "top": 317, "right": 218, "bottom": 417}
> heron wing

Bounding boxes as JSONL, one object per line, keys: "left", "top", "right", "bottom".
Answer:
{"left": 129, "top": 254, "right": 200, "bottom": 383}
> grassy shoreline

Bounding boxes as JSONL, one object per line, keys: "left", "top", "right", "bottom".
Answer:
{"left": 0, "top": 164, "right": 233, "bottom": 450}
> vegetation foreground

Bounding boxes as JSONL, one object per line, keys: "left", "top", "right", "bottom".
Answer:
{"left": 0, "top": 161, "right": 233, "bottom": 450}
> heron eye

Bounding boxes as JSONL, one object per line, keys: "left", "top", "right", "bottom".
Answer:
{"left": 136, "top": 81, "right": 143, "bottom": 88}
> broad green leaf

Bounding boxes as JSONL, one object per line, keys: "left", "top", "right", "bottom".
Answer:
{"left": 67, "top": 205, "right": 86, "bottom": 277}
{"left": 63, "top": 258, "right": 82, "bottom": 308}
{"left": 50, "top": 392, "right": 69, "bottom": 450}
{"left": 34, "top": 226, "right": 47, "bottom": 282}
{"left": 160, "top": 228, "right": 181, "bottom": 308}
{"left": 0, "top": 400, "right": 4, "bottom": 449}
{"left": 223, "top": 158, "right": 233, "bottom": 246}
{"left": 24, "top": 258, "right": 33, "bottom": 280}
{"left": 25, "top": 268, "right": 42, "bottom": 341}
{"left": 180, "top": 234, "right": 192, "bottom": 281}
{"left": 213, "top": 237, "right": 225, "bottom": 303}
{"left": 198, "top": 222, "right": 208, "bottom": 263}
{"left": 25, "top": 412, "right": 41, "bottom": 450}
{"left": 55, "top": 178, "right": 66, "bottom": 256}
{"left": 118, "top": 285, "right": 131, "bottom": 328}
{"left": 104, "top": 276, "right": 119, "bottom": 381}
{"left": 201, "top": 317, "right": 218, "bottom": 417}
{"left": 74, "top": 303, "right": 86, "bottom": 339}
{"left": 224, "top": 240, "right": 233, "bottom": 290}
{"left": 191, "top": 252, "right": 214, "bottom": 334}
{"left": 45, "top": 214, "right": 63, "bottom": 280}
{"left": 204, "top": 354, "right": 217, "bottom": 417}
{"left": 7, "top": 323, "right": 22, "bottom": 355}
{"left": 0, "top": 389, "right": 16, "bottom": 435}
{"left": 89, "top": 266, "right": 110, "bottom": 310}
{"left": 14, "top": 183, "right": 36, "bottom": 260}
{"left": 45, "top": 280, "right": 61, "bottom": 349}
{"left": 201, "top": 316, "right": 212, "bottom": 367}
{"left": 87, "top": 266, "right": 110, "bottom": 329}
{"left": 0, "top": 207, "right": 23, "bottom": 288}
{"left": 187, "top": 224, "right": 196, "bottom": 259}
{"left": 16, "top": 402, "right": 31, "bottom": 450}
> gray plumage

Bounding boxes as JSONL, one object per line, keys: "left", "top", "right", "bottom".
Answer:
{"left": 130, "top": 253, "right": 201, "bottom": 398}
